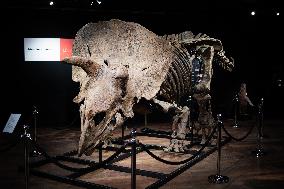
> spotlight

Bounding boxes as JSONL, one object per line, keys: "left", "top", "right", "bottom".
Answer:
{"left": 276, "top": 12, "right": 280, "bottom": 16}
{"left": 49, "top": 1, "right": 54, "bottom": 6}
{"left": 96, "top": 0, "right": 102, "bottom": 5}
{"left": 251, "top": 11, "right": 256, "bottom": 16}
{"left": 90, "top": 1, "right": 94, "bottom": 6}
{"left": 277, "top": 79, "right": 282, "bottom": 87}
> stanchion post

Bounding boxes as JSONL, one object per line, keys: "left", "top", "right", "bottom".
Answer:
{"left": 187, "top": 95, "right": 194, "bottom": 143}
{"left": 208, "top": 114, "right": 229, "bottom": 184}
{"left": 31, "top": 106, "right": 41, "bottom": 156}
{"left": 21, "top": 125, "right": 32, "bottom": 189}
{"left": 252, "top": 98, "right": 266, "bottom": 157}
{"left": 259, "top": 98, "right": 264, "bottom": 139}
{"left": 130, "top": 127, "right": 137, "bottom": 189}
{"left": 33, "top": 106, "right": 38, "bottom": 142}
{"left": 233, "top": 94, "right": 239, "bottom": 128}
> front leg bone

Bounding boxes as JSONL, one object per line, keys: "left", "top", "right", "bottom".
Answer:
{"left": 152, "top": 98, "right": 190, "bottom": 152}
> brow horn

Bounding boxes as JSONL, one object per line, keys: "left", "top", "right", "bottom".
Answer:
{"left": 62, "top": 56, "right": 102, "bottom": 75}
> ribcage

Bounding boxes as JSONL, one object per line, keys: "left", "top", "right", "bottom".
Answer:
{"left": 158, "top": 44, "right": 192, "bottom": 105}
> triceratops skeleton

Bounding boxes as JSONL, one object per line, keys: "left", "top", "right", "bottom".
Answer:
{"left": 63, "top": 19, "right": 233, "bottom": 156}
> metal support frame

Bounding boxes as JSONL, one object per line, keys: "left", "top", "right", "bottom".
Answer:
{"left": 30, "top": 125, "right": 230, "bottom": 188}
{"left": 31, "top": 169, "right": 116, "bottom": 189}
{"left": 140, "top": 127, "right": 202, "bottom": 144}
{"left": 208, "top": 114, "right": 229, "bottom": 184}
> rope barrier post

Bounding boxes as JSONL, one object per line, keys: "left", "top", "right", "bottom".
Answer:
{"left": 233, "top": 94, "right": 239, "bottom": 128}
{"left": 252, "top": 98, "right": 266, "bottom": 157}
{"left": 130, "top": 127, "right": 137, "bottom": 189}
{"left": 259, "top": 98, "right": 265, "bottom": 139}
{"left": 21, "top": 125, "right": 32, "bottom": 189}
{"left": 208, "top": 114, "right": 229, "bottom": 184}
{"left": 30, "top": 106, "right": 41, "bottom": 156}
{"left": 33, "top": 106, "right": 38, "bottom": 142}
{"left": 187, "top": 95, "right": 194, "bottom": 143}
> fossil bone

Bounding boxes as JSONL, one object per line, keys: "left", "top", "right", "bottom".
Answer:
{"left": 62, "top": 19, "right": 233, "bottom": 155}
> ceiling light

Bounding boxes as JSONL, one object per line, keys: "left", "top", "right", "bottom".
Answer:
{"left": 49, "top": 1, "right": 54, "bottom": 6}
{"left": 251, "top": 11, "right": 255, "bottom": 16}
{"left": 96, "top": 0, "right": 102, "bottom": 5}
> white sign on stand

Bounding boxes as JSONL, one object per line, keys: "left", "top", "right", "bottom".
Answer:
{"left": 3, "top": 113, "right": 21, "bottom": 134}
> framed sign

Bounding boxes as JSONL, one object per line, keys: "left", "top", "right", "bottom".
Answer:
{"left": 3, "top": 113, "right": 21, "bottom": 134}
{"left": 24, "top": 38, "right": 73, "bottom": 61}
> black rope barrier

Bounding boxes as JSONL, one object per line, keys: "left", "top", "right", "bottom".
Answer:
{"left": 221, "top": 121, "right": 256, "bottom": 141}
{"left": 140, "top": 124, "right": 218, "bottom": 165}
{"left": 31, "top": 140, "right": 127, "bottom": 172}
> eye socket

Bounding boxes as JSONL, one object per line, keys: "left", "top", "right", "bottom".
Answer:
{"left": 104, "top": 60, "right": 109, "bottom": 66}
{"left": 93, "top": 111, "right": 106, "bottom": 125}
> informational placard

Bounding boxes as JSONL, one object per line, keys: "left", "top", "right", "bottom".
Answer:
{"left": 24, "top": 38, "right": 73, "bottom": 61}
{"left": 3, "top": 114, "right": 21, "bottom": 133}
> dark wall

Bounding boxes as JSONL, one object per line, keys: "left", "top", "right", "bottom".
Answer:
{"left": 0, "top": 3, "right": 283, "bottom": 128}
{"left": 0, "top": 8, "right": 84, "bottom": 127}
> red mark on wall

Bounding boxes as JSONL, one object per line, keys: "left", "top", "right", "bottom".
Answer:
{"left": 60, "top": 38, "right": 73, "bottom": 61}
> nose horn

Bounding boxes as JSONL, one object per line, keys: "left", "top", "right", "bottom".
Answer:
{"left": 62, "top": 56, "right": 102, "bottom": 75}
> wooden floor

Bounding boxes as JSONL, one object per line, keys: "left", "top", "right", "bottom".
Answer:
{"left": 1, "top": 117, "right": 284, "bottom": 189}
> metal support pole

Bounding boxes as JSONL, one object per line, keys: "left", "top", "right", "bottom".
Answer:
{"left": 22, "top": 125, "right": 31, "bottom": 189}
{"left": 187, "top": 95, "right": 194, "bottom": 143}
{"left": 33, "top": 106, "right": 38, "bottom": 142}
{"left": 25, "top": 136, "right": 30, "bottom": 189}
{"left": 99, "top": 143, "right": 103, "bottom": 163}
{"left": 121, "top": 124, "right": 125, "bottom": 141}
{"left": 233, "top": 94, "right": 239, "bottom": 128}
{"left": 130, "top": 127, "right": 137, "bottom": 189}
{"left": 252, "top": 98, "right": 266, "bottom": 157}
{"left": 31, "top": 106, "right": 41, "bottom": 156}
{"left": 259, "top": 98, "right": 265, "bottom": 139}
{"left": 208, "top": 114, "right": 229, "bottom": 184}
{"left": 144, "top": 113, "right": 147, "bottom": 127}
